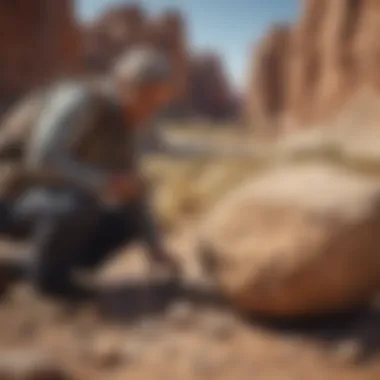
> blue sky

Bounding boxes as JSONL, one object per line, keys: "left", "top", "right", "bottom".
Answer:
{"left": 77, "top": 0, "right": 299, "bottom": 90}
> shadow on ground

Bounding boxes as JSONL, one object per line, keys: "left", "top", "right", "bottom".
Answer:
{"left": 92, "top": 277, "right": 380, "bottom": 363}
{"left": 94, "top": 277, "right": 228, "bottom": 322}
{"left": 249, "top": 305, "right": 380, "bottom": 363}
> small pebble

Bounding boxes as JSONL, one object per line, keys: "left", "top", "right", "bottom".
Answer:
{"left": 330, "top": 340, "right": 363, "bottom": 365}
{"left": 15, "top": 318, "right": 38, "bottom": 341}
{"left": 166, "top": 302, "right": 194, "bottom": 329}
{"left": 122, "top": 341, "right": 144, "bottom": 366}
{"left": 162, "top": 343, "right": 180, "bottom": 360}
{"left": 136, "top": 319, "right": 163, "bottom": 343}
{"left": 0, "top": 350, "right": 70, "bottom": 380}
{"left": 191, "top": 353, "right": 214, "bottom": 376}
{"left": 200, "top": 312, "right": 236, "bottom": 341}
{"left": 86, "top": 336, "right": 124, "bottom": 369}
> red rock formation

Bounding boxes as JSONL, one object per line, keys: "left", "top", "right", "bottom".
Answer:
{"left": 0, "top": 0, "right": 83, "bottom": 117}
{"left": 83, "top": 5, "right": 188, "bottom": 101}
{"left": 146, "top": 11, "right": 189, "bottom": 101}
{"left": 287, "top": 0, "right": 327, "bottom": 122}
{"left": 0, "top": 2, "right": 239, "bottom": 121}
{"left": 247, "top": 0, "right": 380, "bottom": 132}
{"left": 84, "top": 4, "right": 239, "bottom": 120}
{"left": 84, "top": 5, "right": 147, "bottom": 73}
{"left": 188, "top": 53, "right": 240, "bottom": 120}
{"left": 246, "top": 25, "right": 291, "bottom": 132}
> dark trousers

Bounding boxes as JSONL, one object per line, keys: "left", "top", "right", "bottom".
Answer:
{"left": 0, "top": 187, "right": 143, "bottom": 296}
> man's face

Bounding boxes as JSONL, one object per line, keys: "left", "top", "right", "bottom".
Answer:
{"left": 120, "top": 80, "right": 174, "bottom": 126}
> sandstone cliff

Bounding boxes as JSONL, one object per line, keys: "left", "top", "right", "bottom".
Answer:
{"left": 188, "top": 53, "right": 240, "bottom": 120}
{"left": 84, "top": 4, "right": 239, "bottom": 120}
{"left": 0, "top": 2, "right": 239, "bottom": 122}
{"left": 0, "top": 0, "right": 83, "bottom": 117}
{"left": 247, "top": 0, "right": 380, "bottom": 133}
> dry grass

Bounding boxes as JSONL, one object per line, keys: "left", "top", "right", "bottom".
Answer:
{"left": 163, "top": 122, "right": 247, "bottom": 143}
{"left": 145, "top": 121, "right": 380, "bottom": 231}
{"left": 144, "top": 155, "right": 271, "bottom": 230}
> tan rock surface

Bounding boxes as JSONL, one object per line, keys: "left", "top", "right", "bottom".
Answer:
{"left": 247, "top": 0, "right": 380, "bottom": 131}
{"left": 200, "top": 164, "right": 380, "bottom": 316}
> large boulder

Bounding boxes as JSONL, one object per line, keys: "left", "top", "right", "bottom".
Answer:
{"left": 199, "top": 164, "right": 380, "bottom": 317}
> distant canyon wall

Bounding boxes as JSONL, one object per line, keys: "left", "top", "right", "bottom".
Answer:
{"left": 0, "top": 0, "right": 83, "bottom": 116}
{"left": 84, "top": 4, "right": 240, "bottom": 121}
{"left": 247, "top": 0, "right": 380, "bottom": 133}
{"left": 0, "top": 1, "right": 239, "bottom": 122}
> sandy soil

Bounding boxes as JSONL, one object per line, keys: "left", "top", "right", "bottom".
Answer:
{"left": 0, "top": 227, "right": 380, "bottom": 380}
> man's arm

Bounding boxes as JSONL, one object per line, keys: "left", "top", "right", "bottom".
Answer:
{"left": 137, "top": 194, "right": 181, "bottom": 276}
{"left": 26, "top": 83, "right": 110, "bottom": 193}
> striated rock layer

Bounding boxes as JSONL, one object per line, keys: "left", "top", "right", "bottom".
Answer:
{"left": 84, "top": 4, "right": 239, "bottom": 120}
{"left": 0, "top": 2, "right": 239, "bottom": 122}
{"left": 247, "top": 0, "right": 380, "bottom": 132}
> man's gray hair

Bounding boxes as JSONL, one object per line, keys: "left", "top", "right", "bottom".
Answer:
{"left": 113, "top": 47, "right": 172, "bottom": 87}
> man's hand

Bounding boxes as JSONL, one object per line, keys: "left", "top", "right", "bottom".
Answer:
{"left": 103, "top": 174, "right": 142, "bottom": 204}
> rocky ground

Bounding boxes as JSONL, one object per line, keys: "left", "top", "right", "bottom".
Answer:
{"left": 1, "top": 226, "right": 380, "bottom": 380}
{"left": 1, "top": 131, "right": 380, "bottom": 379}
